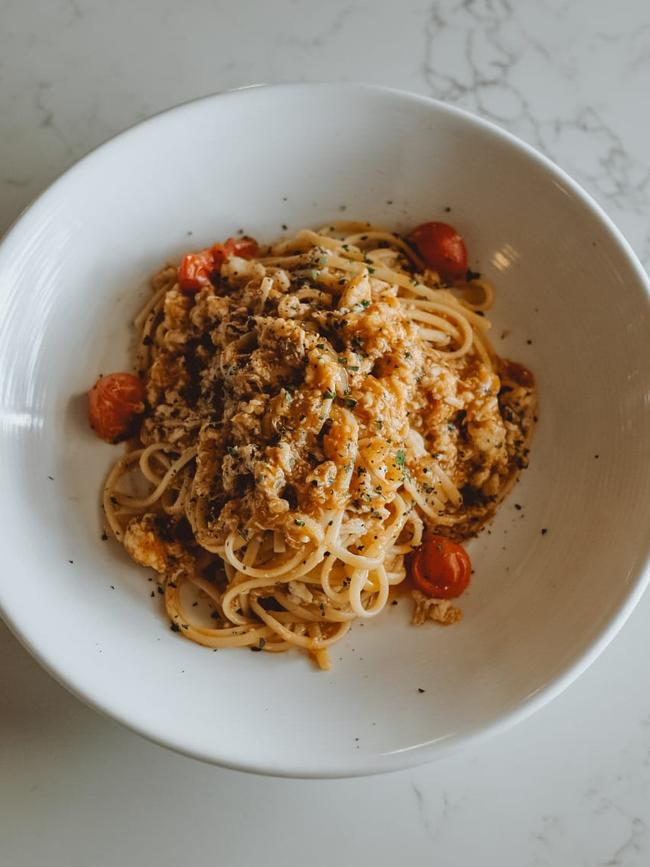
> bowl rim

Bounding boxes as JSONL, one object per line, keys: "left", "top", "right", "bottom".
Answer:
{"left": 1, "top": 81, "right": 649, "bottom": 778}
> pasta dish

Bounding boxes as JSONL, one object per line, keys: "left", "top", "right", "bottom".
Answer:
{"left": 88, "top": 220, "right": 536, "bottom": 669}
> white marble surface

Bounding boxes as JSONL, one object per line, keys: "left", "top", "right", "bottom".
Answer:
{"left": 1, "top": 0, "right": 650, "bottom": 864}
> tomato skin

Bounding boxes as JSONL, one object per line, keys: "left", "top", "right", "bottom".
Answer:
{"left": 178, "top": 236, "right": 260, "bottom": 292}
{"left": 408, "top": 222, "right": 468, "bottom": 282}
{"left": 178, "top": 249, "right": 215, "bottom": 292}
{"left": 225, "top": 235, "right": 259, "bottom": 259}
{"left": 502, "top": 360, "right": 535, "bottom": 388}
{"left": 410, "top": 535, "right": 471, "bottom": 599}
{"left": 88, "top": 373, "right": 145, "bottom": 443}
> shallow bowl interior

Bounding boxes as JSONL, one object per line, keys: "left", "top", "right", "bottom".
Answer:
{"left": 1, "top": 84, "right": 649, "bottom": 777}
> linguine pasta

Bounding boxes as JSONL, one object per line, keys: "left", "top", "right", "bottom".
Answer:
{"left": 101, "top": 223, "right": 535, "bottom": 669}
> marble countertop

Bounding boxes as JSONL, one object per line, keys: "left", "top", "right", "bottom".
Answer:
{"left": 2, "top": 1, "right": 650, "bottom": 864}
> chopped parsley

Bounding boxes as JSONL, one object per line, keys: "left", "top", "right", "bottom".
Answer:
{"left": 323, "top": 389, "right": 336, "bottom": 399}
{"left": 344, "top": 398, "right": 357, "bottom": 409}
{"left": 294, "top": 519, "right": 305, "bottom": 527}
{"left": 360, "top": 299, "right": 371, "bottom": 308}
{"left": 395, "top": 449, "right": 406, "bottom": 468}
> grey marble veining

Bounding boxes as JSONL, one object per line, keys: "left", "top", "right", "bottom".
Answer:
{"left": 421, "top": 0, "right": 650, "bottom": 266}
{"left": 1, "top": 1, "right": 649, "bottom": 865}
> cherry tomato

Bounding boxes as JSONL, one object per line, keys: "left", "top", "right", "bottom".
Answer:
{"left": 178, "top": 249, "right": 216, "bottom": 292}
{"left": 225, "top": 235, "right": 259, "bottom": 259}
{"left": 502, "top": 360, "right": 535, "bottom": 388}
{"left": 410, "top": 535, "right": 471, "bottom": 599}
{"left": 408, "top": 221, "right": 468, "bottom": 282}
{"left": 88, "top": 373, "right": 145, "bottom": 443}
{"left": 178, "top": 236, "right": 260, "bottom": 292}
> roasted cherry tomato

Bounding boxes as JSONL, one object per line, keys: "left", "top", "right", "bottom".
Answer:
{"left": 408, "top": 221, "right": 468, "bottom": 282}
{"left": 502, "top": 360, "right": 535, "bottom": 388}
{"left": 225, "top": 235, "right": 259, "bottom": 259}
{"left": 178, "top": 236, "right": 260, "bottom": 292}
{"left": 410, "top": 535, "right": 471, "bottom": 599}
{"left": 88, "top": 372, "right": 145, "bottom": 443}
{"left": 178, "top": 248, "right": 216, "bottom": 292}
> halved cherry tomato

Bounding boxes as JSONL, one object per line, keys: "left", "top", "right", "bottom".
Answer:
{"left": 88, "top": 372, "right": 145, "bottom": 443}
{"left": 409, "top": 535, "right": 471, "bottom": 599}
{"left": 178, "top": 236, "right": 260, "bottom": 292}
{"left": 502, "top": 360, "right": 535, "bottom": 388}
{"left": 408, "top": 221, "right": 468, "bottom": 282}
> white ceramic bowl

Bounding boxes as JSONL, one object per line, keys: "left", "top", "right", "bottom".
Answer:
{"left": 1, "top": 84, "right": 649, "bottom": 778}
